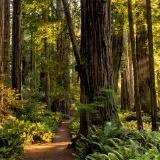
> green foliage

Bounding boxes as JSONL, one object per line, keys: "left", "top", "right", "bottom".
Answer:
{"left": 0, "top": 83, "right": 22, "bottom": 122}
{"left": 0, "top": 125, "right": 24, "bottom": 160}
{"left": 3, "top": 119, "right": 54, "bottom": 144}
{"left": 76, "top": 123, "right": 160, "bottom": 160}
{"left": 14, "top": 109, "right": 63, "bottom": 144}
{"left": 70, "top": 115, "right": 80, "bottom": 138}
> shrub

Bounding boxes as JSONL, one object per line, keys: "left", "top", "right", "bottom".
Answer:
{"left": 70, "top": 116, "right": 80, "bottom": 138}
{"left": 76, "top": 123, "right": 160, "bottom": 160}
{"left": 0, "top": 83, "right": 21, "bottom": 123}
{"left": 0, "top": 124, "right": 24, "bottom": 160}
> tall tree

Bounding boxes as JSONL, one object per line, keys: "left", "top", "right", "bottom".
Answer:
{"left": 43, "top": 1, "right": 51, "bottom": 110}
{"left": 12, "top": 0, "right": 22, "bottom": 93}
{"left": 136, "top": 0, "right": 151, "bottom": 113}
{"left": 3, "top": 0, "right": 10, "bottom": 82}
{"left": 56, "top": 0, "right": 71, "bottom": 114}
{"left": 128, "top": 0, "right": 143, "bottom": 129}
{"left": 112, "top": 1, "right": 124, "bottom": 92}
{"left": 63, "top": 0, "right": 120, "bottom": 135}
{"left": 146, "top": 0, "right": 158, "bottom": 131}
{"left": 0, "top": 0, "right": 4, "bottom": 81}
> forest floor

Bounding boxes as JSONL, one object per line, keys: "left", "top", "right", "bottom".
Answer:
{"left": 24, "top": 119, "right": 75, "bottom": 160}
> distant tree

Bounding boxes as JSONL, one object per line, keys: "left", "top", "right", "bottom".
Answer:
{"left": 0, "top": 0, "right": 4, "bottom": 81}
{"left": 128, "top": 0, "right": 143, "bottom": 129}
{"left": 43, "top": 0, "right": 51, "bottom": 110}
{"left": 136, "top": 0, "right": 151, "bottom": 113}
{"left": 146, "top": 0, "right": 158, "bottom": 131}
{"left": 55, "top": 0, "right": 71, "bottom": 114}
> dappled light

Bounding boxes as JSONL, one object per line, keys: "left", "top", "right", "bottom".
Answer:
{"left": 0, "top": 0, "right": 160, "bottom": 160}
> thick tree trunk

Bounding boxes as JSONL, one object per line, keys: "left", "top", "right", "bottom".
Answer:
{"left": 146, "top": 0, "right": 158, "bottom": 131}
{"left": 80, "top": 0, "right": 120, "bottom": 132}
{"left": 63, "top": 0, "right": 120, "bottom": 135}
{"left": 128, "top": 0, "right": 143, "bottom": 129}
{"left": 12, "top": 0, "right": 22, "bottom": 93}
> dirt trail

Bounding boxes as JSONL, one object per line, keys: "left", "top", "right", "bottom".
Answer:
{"left": 24, "top": 119, "right": 75, "bottom": 160}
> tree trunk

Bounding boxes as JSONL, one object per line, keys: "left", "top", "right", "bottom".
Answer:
{"left": 3, "top": 0, "right": 10, "bottom": 82}
{"left": 121, "top": 69, "right": 130, "bottom": 111}
{"left": 136, "top": 0, "right": 151, "bottom": 113}
{"left": 43, "top": 3, "right": 51, "bottom": 110}
{"left": 157, "top": 71, "right": 160, "bottom": 107}
{"left": 112, "top": 10, "right": 124, "bottom": 92}
{"left": 55, "top": 0, "right": 71, "bottom": 115}
{"left": 79, "top": 0, "right": 120, "bottom": 134}
{"left": 12, "top": 0, "right": 22, "bottom": 93}
{"left": 0, "top": 0, "right": 4, "bottom": 81}
{"left": 146, "top": 0, "right": 158, "bottom": 131}
{"left": 63, "top": 0, "right": 120, "bottom": 135}
{"left": 128, "top": 0, "right": 143, "bottom": 129}
{"left": 30, "top": 32, "right": 36, "bottom": 90}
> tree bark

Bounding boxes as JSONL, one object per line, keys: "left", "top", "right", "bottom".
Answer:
{"left": 62, "top": 0, "right": 81, "bottom": 67}
{"left": 43, "top": 2, "right": 51, "bottom": 110}
{"left": 0, "top": 0, "right": 4, "bottom": 81}
{"left": 146, "top": 0, "right": 158, "bottom": 131}
{"left": 3, "top": 0, "right": 10, "bottom": 82}
{"left": 136, "top": 0, "right": 151, "bottom": 113}
{"left": 121, "top": 69, "right": 130, "bottom": 111}
{"left": 12, "top": 0, "right": 22, "bottom": 93}
{"left": 128, "top": 0, "right": 143, "bottom": 129}
{"left": 112, "top": 21, "right": 124, "bottom": 92}
{"left": 56, "top": 0, "right": 71, "bottom": 115}
{"left": 63, "top": 0, "right": 120, "bottom": 136}
{"left": 80, "top": 0, "right": 120, "bottom": 132}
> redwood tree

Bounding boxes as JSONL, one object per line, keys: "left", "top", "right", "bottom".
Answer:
{"left": 128, "top": 0, "right": 143, "bottom": 129}
{"left": 0, "top": 0, "right": 10, "bottom": 83}
{"left": 146, "top": 0, "right": 158, "bottom": 131}
{"left": 63, "top": 0, "right": 120, "bottom": 135}
{"left": 12, "top": 0, "right": 22, "bottom": 93}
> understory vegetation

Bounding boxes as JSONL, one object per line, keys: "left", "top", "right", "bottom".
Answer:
{"left": 1, "top": 0, "right": 160, "bottom": 159}
{"left": 0, "top": 84, "right": 63, "bottom": 160}
{"left": 70, "top": 111, "right": 160, "bottom": 160}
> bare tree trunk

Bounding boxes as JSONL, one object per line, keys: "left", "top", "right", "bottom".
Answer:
{"left": 121, "top": 69, "right": 130, "bottom": 111}
{"left": 56, "top": 0, "right": 71, "bottom": 115}
{"left": 128, "top": 0, "right": 143, "bottom": 129}
{"left": 3, "top": 0, "right": 10, "bottom": 82}
{"left": 12, "top": 0, "right": 22, "bottom": 93}
{"left": 112, "top": 21, "right": 124, "bottom": 92}
{"left": 30, "top": 32, "right": 36, "bottom": 90}
{"left": 136, "top": 0, "right": 151, "bottom": 113}
{"left": 0, "top": 0, "right": 4, "bottom": 81}
{"left": 43, "top": 3, "right": 51, "bottom": 110}
{"left": 146, "top": 0, "right": 158, "bottom": 131}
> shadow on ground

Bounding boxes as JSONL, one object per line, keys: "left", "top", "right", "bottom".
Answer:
{"left": 24, "top": 120, "right": 75, "bottom": 160}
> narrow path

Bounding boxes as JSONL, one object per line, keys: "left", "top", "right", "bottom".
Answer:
{"left": 24, "top": 119, "right": 75, "bottom": 160}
